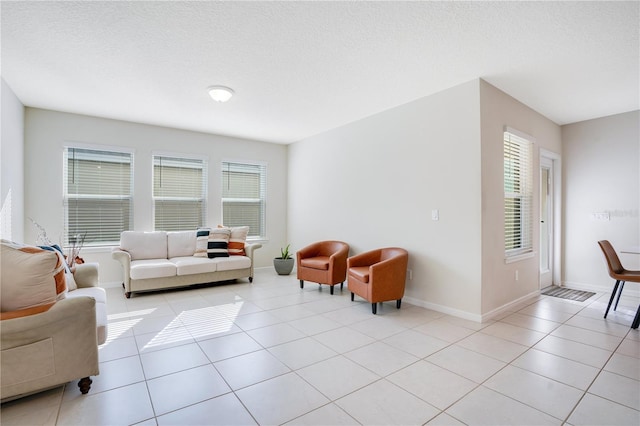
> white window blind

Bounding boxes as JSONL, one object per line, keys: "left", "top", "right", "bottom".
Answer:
{"left": 153, "top": 155, "right": 207, "bottom": 231}
{"left": 504, "top": 131, "right": 533, "bottom": 257}
{"left": 63, "top": 147, "right": 133, "bottom": 246}
{"left": 222, "top": 161, "right": 266, "bottom": 238}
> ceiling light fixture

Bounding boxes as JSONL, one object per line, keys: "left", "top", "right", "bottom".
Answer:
{"left": 208, "top": 86, "right": 234, "bottom": 103}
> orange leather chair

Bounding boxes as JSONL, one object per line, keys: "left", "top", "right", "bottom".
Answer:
{"left": 297, "top": 241, "right": 349, "bottom": 295}
{"left": 347, "top": 247, "right": 409, "bottom": 314}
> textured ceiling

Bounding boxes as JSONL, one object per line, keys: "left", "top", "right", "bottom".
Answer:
{"left": 2, "top": 1, "right": 638, "bottom": 144}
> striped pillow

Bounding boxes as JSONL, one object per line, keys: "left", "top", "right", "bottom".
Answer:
{"left": 208, "top": 228, "right": 230, "bottom": 258}
{"left": 194, "top": 228, "right": 210, "bottom": 257}
{"left": 218, "top": 225, "right": 249, "bottom": 256}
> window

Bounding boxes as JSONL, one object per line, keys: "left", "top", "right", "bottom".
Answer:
{"left": 153, "top": 155, "right": 207, "bottom": 231}
{"left": 222, "top": 161, "right": 266, "bottom": 238}
{"left": 504, "top": 130, "right": 533, "bottom": 258}
{"left": 63, "top": 147, "right": 133, "bottom": 246}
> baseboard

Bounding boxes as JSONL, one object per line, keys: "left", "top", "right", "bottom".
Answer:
{"left": 100, "top": 281, "right": 122, "bottom": 288}
{"left": 404, "top": 289, "right": 540, "bottom": 324}
{"left": 561, "top": 280, "right": 640, "bottom": 297}
{"left": 403, "top": 296, "right": 483, "bottom": 323}
{"left": 480, "top": 290, "right": 540, "bottom": 322}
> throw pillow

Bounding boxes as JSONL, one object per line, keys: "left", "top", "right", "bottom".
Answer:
{"left": 194, "top": 228, "right": 210, "bottom": 257}
{"left": 208, "top": 228, "right": 230, "bottom": 258}
{"left": 0, "top": 241, "right": 67, "bottom": 312}
{"left": 218, "top": 225, "right": 249, "bottom": 256}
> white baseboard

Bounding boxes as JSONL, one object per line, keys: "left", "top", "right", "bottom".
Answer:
{"left": 561, "top": 280, "right": 640, "bottom": 297}
{"left": 405, "top": 290, "right": 540, "bottom": 324}
{"left": 403, "top": 296, "right": 483, "bottom": 323}
{"left": 100, "top": 281, "right": 122, "bottom": 288}
{"left": 479, "top": 290, "right": 540, "bottom": 322}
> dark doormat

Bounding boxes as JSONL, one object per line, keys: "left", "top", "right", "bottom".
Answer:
{"left": 541, "top": 285, "right": 596, "bottom": 302}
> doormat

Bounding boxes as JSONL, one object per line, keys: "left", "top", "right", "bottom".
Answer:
{"left": 541, "top": 286, "right": 596, "bottom": 302}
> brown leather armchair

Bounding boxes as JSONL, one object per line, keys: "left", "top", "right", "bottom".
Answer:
{"left": 347, "top": 247, "right": 409, "bottom": 314}
{"left": 297, "top": 241, "right": 349, "bottom": 294}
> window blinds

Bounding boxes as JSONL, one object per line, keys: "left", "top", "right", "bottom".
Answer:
{"left": 504, "top": 131, "right": 533, "bottom": 256}
{"left": 222, "top": 161, "right": 266, "bottom": 238}
{"left": 63, "top": 147, "right": 133, "bottom": 245}
{"left": 153, "top": 155, "right": 207, "bottom": 231}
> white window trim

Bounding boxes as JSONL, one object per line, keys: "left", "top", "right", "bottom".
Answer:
{"left": 221, "top": 159, "right": 268, "bottom": 239}
{"left": 152, "top": 151, "right": 208, "bottom": 231}
{"left": 63, "top": 143, "right": 134, "bottom": 247}
{"left": 503, "top": 127, "right": 536, "bottom": 263}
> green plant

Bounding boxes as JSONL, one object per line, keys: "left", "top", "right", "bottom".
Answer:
{"left": 280, "top": 244, "right": 292, "bottom": 259}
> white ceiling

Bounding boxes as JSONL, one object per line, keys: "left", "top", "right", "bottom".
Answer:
{"left": 2, "top": 1, "right": 638, "bottom": 144}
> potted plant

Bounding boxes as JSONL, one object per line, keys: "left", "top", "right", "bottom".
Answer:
{"left": 274, "top": 244, "right": 294, "bottom": 275}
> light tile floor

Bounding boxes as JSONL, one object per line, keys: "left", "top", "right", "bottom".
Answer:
{"left": 2, "top": 269, "right": 639, "bottom": 425}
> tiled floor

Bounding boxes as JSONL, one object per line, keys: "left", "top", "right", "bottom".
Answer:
{"left": 2, "top": 269, "right": 639, "bottom": 425}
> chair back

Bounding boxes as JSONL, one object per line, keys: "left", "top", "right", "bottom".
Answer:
{"left": 598, "top": 240, "right": 624, "bottom": 275}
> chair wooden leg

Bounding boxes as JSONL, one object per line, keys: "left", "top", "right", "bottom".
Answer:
{"left": 632, "top": 304, "right": 640, "bottom": 329}
{"left": 613, "top": 281, "right": 625, "bottom": 311}
{"left": 300, "top": 280, "right": 304, "bottom": 289}
{"left": 340, "top": 282, "right": 344, "bottom": 290}
{"left": 605, "top": 280, "right": 621, "bottom": 318}
{"left": 330, "top": 285, "right": 334, "bottom": 295}
{"left": 351, "top": 292, "right": 354, "bottom": 302}
{"left": 78, "top": 377, "right": 92, "bottom": 394}
{"left": 396, "top": 299, "right": 401, "bottom": 309}
{"left": 372, "top": 303, "right": 377, "bottom": 314}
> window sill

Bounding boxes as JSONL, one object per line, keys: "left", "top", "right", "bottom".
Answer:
{"left": 504, "top": 251, "right": 535, "bottom": 264}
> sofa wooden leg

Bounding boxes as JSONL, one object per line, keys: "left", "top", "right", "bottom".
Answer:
{"left": 249, "top": 276, "right": 253, "bottom": 283}
{"left": 351, "top": 292, "right": 354, "bottom": 302}
{"left": 396, "top": 299, "right": 402, "bottom": 309}
{"left": 125, "top": 292, "right": 131, "bottom": 299}
{"left": 300, "top": 280, "right": 304, "bottom": 289}
{"left": 78, "top": 377, "right": 93, "bottom": 394}
{"left": 372, "top": 303, "right": 377, "bottom": 314}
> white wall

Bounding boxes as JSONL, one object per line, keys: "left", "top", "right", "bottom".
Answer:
{"left": 24, "top": 108, "right": 289, "bottom": 284}
{"left": 289, "top": 80, "right": 484, "bottom": 317}
{"left": 1, "top": 78, "right": 25, "bottom": 242}
{"left": 479, "top": 80, "right": 562, "bottom": 317}
{"left": 562, "top": 111, "right": 640, "bottom": 291}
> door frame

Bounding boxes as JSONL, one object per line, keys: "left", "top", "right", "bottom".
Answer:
{"left": 540, "top": 149, "right": 562, "bottom": 288}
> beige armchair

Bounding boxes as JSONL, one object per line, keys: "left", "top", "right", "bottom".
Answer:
{"left": 1, "top": 262, "right": 107, "bottom": 402}
{"left": 297, "top": 241, "right": 349, "bottom": 294}
{"left": 347, "top": 247, "right": 409, "bottom": 314}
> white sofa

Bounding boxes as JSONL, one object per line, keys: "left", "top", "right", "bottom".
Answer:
{"left": 112, "top": 230, "right": 261, "bottom": 298}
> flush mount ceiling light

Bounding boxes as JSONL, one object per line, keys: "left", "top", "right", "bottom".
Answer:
{"left": 208, "top": 86, "right": 234, "bottom": 103}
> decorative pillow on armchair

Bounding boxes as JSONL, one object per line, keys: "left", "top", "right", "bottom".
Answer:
{"left": 0, "top": 241, "right": 67, "bottom": 313}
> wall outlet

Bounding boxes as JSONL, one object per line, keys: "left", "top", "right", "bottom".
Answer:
{"left": 407, "top": 269, "right": 413, "bottom": 280}
{"left": 431, "top": 209, "right": 439, "bottom": 221}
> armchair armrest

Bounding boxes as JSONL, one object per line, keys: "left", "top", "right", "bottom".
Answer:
{"left": 1, "top": 297, "right": 97, "bottom": 349}
{"left": 73, "top": 263, "right": 99, "bottom": 288}
{"left": 347, "top": 250, "right": 380, "bottom": 269}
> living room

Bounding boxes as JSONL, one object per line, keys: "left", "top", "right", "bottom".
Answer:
{"left": 1, "top": 1, "right": 639, "bottom": 425}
